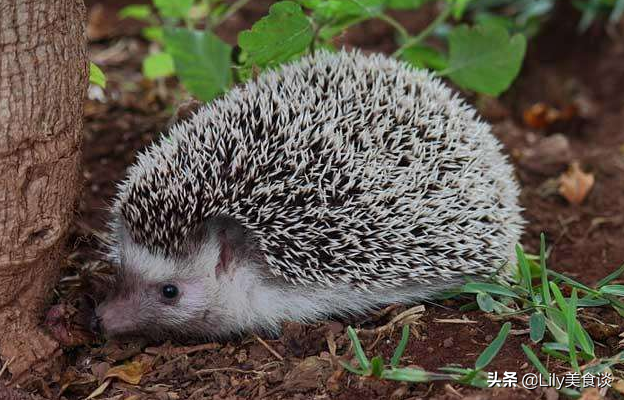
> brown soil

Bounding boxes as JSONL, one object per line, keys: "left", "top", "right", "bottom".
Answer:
{"left": 2, "top": 1, "right": 623, "bottom": 399}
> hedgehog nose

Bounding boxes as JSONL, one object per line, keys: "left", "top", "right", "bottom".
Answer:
{"left": 90, "top": 314, "right": 102, "bottom": 334}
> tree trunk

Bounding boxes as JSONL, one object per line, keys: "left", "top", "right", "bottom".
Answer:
{"left": 0, "top": 0, "right": 87, "bottom": 380}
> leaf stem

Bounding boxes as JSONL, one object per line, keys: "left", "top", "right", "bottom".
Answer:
{"left": 214, "top": 0, "right": 252, "bottom": 27}
{"left": 392, "top": 4, "right": 452, "bottom": 58}
{"left": 377, "top": 13, "right": 409, "bottom": 41}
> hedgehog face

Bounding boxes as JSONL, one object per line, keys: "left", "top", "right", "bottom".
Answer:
{"left": 94, "top": 237, "right": 221, "bottom": 339}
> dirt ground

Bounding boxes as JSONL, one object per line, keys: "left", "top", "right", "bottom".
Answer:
{"left": 2, "top": 1, "right": 623, "bottom": 399}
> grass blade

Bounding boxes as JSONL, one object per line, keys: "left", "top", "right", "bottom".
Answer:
{"left": 566, "top": 288, "right": 579, "bottom": 372}
{"left": 596, "top": 264, "right": 624, "bottom": 288}
{"left": 382, "top": 367, "right": 452, "bottom": 382}
{"left": 522, "top": 345, "right": 582, "bottom": 399}
{"left": 475, "top": 322, "right": 511, "bottom": 370}
{"left": 346, "top": 326, "right": 370, "bottom": 371}
{"left": 391, "top": 325, "right": 410, "bottom": 368}
{"left": 521, "top": 344, "right": 549, "bottom": 377}
{"left": 516, "top": 245, "right": 535, "bottom": 300}
{"left": 370, "top": 356, "right": 384, "bottom": 378}
{"left": 539, "top": 233, "right": 552, "bottom": 306}
{"left": 574, "top": 320, "right": 595, "bottom": 358}
{"left": 462, "top": 282, "right": 520, "bottom": 299}
{"left": 545, "top": 317, "right": 569, "bottom": 345}
{"left": 548, "top": 270, "right": 597, "bottom": 295}
{"left": 340, "top": 360, "right": 366, "bottom": 375}
{"left": 549, "top": 282, "right": 568, "bottom": 311}
{"left": 599, "top": 285, "right": 624, "bottom": 296}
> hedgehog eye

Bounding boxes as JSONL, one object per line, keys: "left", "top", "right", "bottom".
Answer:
{"left": 161, "top": 284, "right": 179, "bottom": 299}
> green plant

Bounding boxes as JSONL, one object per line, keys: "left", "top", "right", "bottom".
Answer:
{"left": 89, "top": 62, "right": 106, "bottom": 88}
{"left": 455, "top": 234, "right": 623, "bottom": 369}
{"left": 341, "top": 234, "right": 624, "bottom": 396}
{"left": 342, "top": 322, "right": 512, "bottom": 387}
{"left": 120, "top": 0, "right": 529, "bottom": 101}
{"left": 575, "top": 0, "right": 624, "bottom": 31}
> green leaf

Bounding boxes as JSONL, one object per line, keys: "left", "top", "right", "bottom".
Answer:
{"left": 474, "top": 12, "right": 516, "bottom": 31}
{"left": 238, "top": 1, "right": 314, "bottom": 68}
{"left": 461, "top": 282, "right": 520, "bottom": 299}
{"left": 577, "top": 297, "right": 609, "bottom": 307}
{"left": 574, "top": 320, "right": 595, "bottom": 358}
{"left": 475, "top": 322, "right": 511, "bottom": 370}
{"left": 386, "top": 0, "right": 431, "bottom": 10}
{"left": 566, "top": 288, "right": 579, "bottom": 371}
{"left": 529, "top": 312, "right": 546, "bottom": 343}
{"left": 401, "top": 45, "right": 448, "bottom": 71}
{"left": 391, "top": 325, "right": 410, "bottom": 368}
{"left": 382, "top": 367, "right": 450, "bottom": 382}
{"left": 548, "top": 270, "right": 597, "bottom": 295}
{"left": 599, "top": 285, "right": 624, "bottom": 296}
{"left": 451, "top": 0, "right": 471, "bottom": 19}
{"left": 142, "top": 52, "right": 175, "bottom": 79}
{"left": 119, "top": 4, "right": 153, "bottom": 21}
{"left": 521, "top": 344, "right": 550, "bottom": 377}
{"left": 142, "top": 26, "right": 164, "bottom": 43}
{"left": 549, "top": 282, "right": 568, "bottom": 311}
{"left": 370, "top": 356, "right": 385, "bottom": 378}
{"left": 89, "top": 62, "right": 106, "bottom": 88}
{"left": 596, "top": 264, "right": 624, "bottom": 288}
{"left": 476, "top": 292, "right": 495, "bottom": 312}
{"left": 516, "top": 244, "right": 535, "bottom": 300}
{"left": 545, "top": 313, "right": 569, "bottom": 345}
{"left": 302, "top": 0, "right": 384, "bottom": 19}
{"left": 340, "top": 360, "right": 366, "bottom": 375}
{"left": 443, "top": 23, "right": 526, "bottom": 96}
{"left": 163, "top": 27, "right": 232, "bottom": 102}
{"left": 346, "top": 326, "right": 370, "bottom": 371}
{"left": 153, "top": 0, "right": 194, "bottom": 19}
{"left": 539, "top": 233, "right": 552, "bottom": 307}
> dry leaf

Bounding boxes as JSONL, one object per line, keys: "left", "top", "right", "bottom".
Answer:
{"left": 558, "top": 162, "right": 594, "bottom": 205}
{"left": 523, "top": 102, "right": 578, "bottom": 130}
{"left": 85, "top": 379, "right": 111, "bottom": 400}
{"left": 103, "top": 361, "right": 146, "bottom": 385}
{"left": 58, "top": 368, "right": 97, "bottom": 395}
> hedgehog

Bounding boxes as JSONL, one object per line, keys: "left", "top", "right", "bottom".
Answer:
{"left": 93, "top": 49, "right": 524, "bottom": 340}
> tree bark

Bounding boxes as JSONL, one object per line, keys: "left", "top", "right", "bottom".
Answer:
{"left": 0, "top": 0, "right": 87, "bottom": 380}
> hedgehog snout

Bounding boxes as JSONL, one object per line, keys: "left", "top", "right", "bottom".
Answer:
{"left": 94, "top": 298, "right": 142, "bottom": 337}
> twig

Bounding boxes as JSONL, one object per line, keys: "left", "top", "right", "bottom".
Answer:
{"left": 433, "top": 318, "right": 478, "bottom": 324}
{"left": 145, "top": 342, "right": 220, "bottom": 356}
{"left": 377, "top": 13, "right": 409, "bottom": 40}
{"left": 214, "top": 0, "right": 253, "bottom": 27}
{"left": 0, "top": 356, "right": 15, "bottom": 379}
{"left": 196, "top": 367, "right": 266, "bottom": 376}
{"left": 189, "top": 383, "right": 213, "bottom": 399}
{"left": 255, "top": 335, "right": 284, "bottom": 361}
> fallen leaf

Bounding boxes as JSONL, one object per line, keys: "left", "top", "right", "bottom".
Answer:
{"left": 523, "top": 102, "right": 579, "bottom": 130}
{"left": 58, "top": 368, "right": 97, "bottom": 395}
{"left": 103, "top": 361, "right": 146, "bottom": 385}
{"left": 85, "top": 379, "right": 110, "bottom": 400}
{"left": 282, "top": 356, "right": 331, "bottom": 392}
{"left": 558, "top": 162, "right": 594, "bottom": 205}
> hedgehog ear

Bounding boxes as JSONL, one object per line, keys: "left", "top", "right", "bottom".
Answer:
{"left": 211, "top": 216, "right": 246, "bottom": 277}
